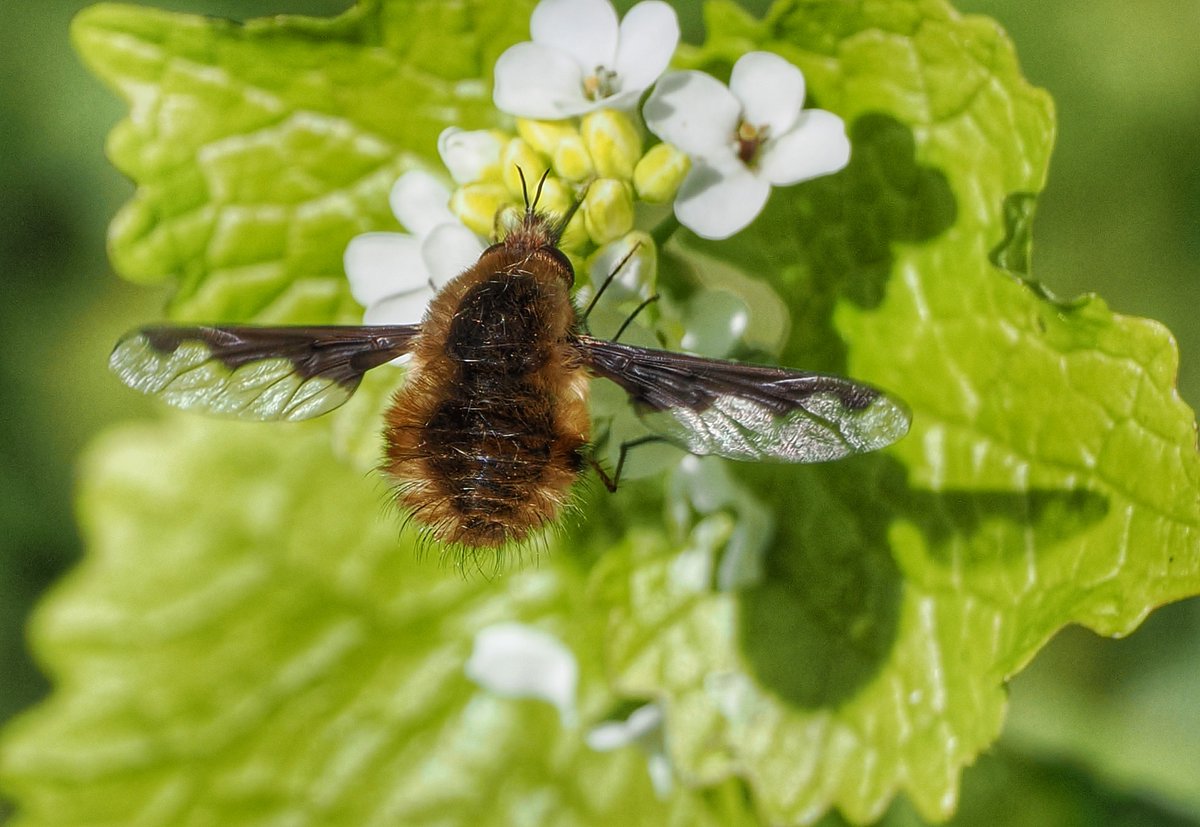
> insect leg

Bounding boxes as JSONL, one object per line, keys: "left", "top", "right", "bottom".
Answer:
{"left": 590, "top": 434, "right": 669, "bottom": 493}
{"left": 580, "top": 240, "right": 643, "bottom": 324}
{"left": 611, "top": 294, "right": 660, "bottom": 343}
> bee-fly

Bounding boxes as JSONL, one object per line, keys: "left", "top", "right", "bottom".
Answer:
{"left": 110, "top": 181, "right": 911, "bottom": 552}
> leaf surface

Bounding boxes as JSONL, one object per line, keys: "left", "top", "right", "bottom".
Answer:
{"left": 2, "top": 0, "right": 1198, "bottom": 825}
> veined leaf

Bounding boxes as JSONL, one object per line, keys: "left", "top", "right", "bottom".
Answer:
{"left": 72, "top": 0, "right": 536, "bottom": 322}
{"left": 0, "top": 417, "right": 747, "bottom": 826}
{"left": 0, "top": 0, "right": 1196, "bottom": 825}
{"left": 595, "top": 1, "right": 1200, "bottom": 823}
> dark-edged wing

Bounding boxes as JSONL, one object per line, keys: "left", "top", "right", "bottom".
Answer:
{"left": 110, "top": 325, "right": 420, "bottom": 421}
{"left": 573, "top": 334, "right": 911, "bottom": 462}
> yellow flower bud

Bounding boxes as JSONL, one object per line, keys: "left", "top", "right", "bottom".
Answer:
{"left": 516, "top": 119, "right": 594, "bottom": 182}
{"left": 493, "top": 203, "right": 525, "bottom": 241}
{"left": 500, "top": 138, "right": 550, "bottom": 198}
{"left": 534, "top": 175, "right": 574, "bottom": 218}
{"left": 581, "top": 110, "right": 642, "bottom": 180}
{"left": 450, "top": 182, "right": 512, "bottom": 238}
{"left": 582, "top": 179, "right": 635, "bottom": 245}
{"left": 634, "top": 143, "right": 691, "bottom": 203}
{"left": 516, "top": 119, "right": 579, "bottom": 157}
{"left": 552, "top": 134, "right": 595, "bottom": 182}
{"left": 559, "top": 210, "right": 590, "bottom": 253}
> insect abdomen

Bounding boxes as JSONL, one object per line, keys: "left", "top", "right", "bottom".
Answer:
{"left": 384, "top": 263, "right": 588, "bottom": 551}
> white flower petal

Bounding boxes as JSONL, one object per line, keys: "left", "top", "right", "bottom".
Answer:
{"left": 759, "top": 109, "right": 851, "bottom": 186}
{"left": 586, "top": 703, "right": 664, "bottom": 751}
{"left": 362, "top": 289, "right": 435, "bottom": 326}
{"left": 465, "top": 622, "right": 579, "bottom": 727}
{"left": 674, "top": 162, "right": 771, "bottom": 240}
{"left": 643, "top": 71, "right": 741, "bottom": 160}
{"left": 389, "top": 170, "right": 455, "bottom": 235}
{"left": 421, "top": 222, "right": 485, "bottom": 286}
{"left": 437, "top": 127, "right": 504, "bottom": 185}
{"left": 587, "top": 703, "right": 674, "bottom": 798}
{"left": 612, "top": 1, "right": 680, "bottom": 93}
{"left": 343, "top": 232, "right": 427, "bottom": 307}
{"left": 647, "top": 753, "right": 674, "bottom": 798}
{"left": 494, "top": 41, "right": 590, "bottom": 119}
{"left": 530, "top": 0, "right": 618, "bottom": 74}
{"left": 590, "top": 88, "right": 645, "bottom": 113}
{"left": 729, "top": 51, "right": 806, "bottom": 136}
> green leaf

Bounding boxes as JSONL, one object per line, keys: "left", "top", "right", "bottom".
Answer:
{"left": 861, "top": 745, "right": 1200, "bottom": 827}
{"left": 6, "top": 0, "right": 1197, "bottom": 825}
{"left": 72, "top": 0, "right": 537, "bottom": 322}
{"left": 0, "top": 416, "right": 747, "bottom": 826}
{"left": 596, "top": 0, "right": 1200, "bottom": 823}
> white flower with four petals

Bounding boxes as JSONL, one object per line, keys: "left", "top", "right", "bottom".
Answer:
{"left": 348, "top": 9, "right": 854, "bottom": 326}
{"left": 493, "top": 0, "right": 680, "bottom": 119}
{"left": 344, "top": 171, "right": 483, "bottom": 325}
{"left": 644, "top": 51, "right": 851, "bottom": 239}
{"left": 344, "top": 125, "right": 509, "bottom": 325}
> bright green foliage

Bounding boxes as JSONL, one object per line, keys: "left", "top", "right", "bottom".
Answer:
{"left": 625, "top": 1, "right": 1200, "bottom": 821}
{"left": 0, "top": 417, "right": 749, "bottom": 826}
{"left": 2, "top": 0, "right": 1198, "bottom": 825}
{"left": 72, "top": 0, "right": 529, "bottom": 322}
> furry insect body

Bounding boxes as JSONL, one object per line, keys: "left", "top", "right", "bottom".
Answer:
{"left": 383, "top": 212, "right": 590, "bottom": 548}
{"left": 110, "top": 202, "right": 913, "bottom": 560}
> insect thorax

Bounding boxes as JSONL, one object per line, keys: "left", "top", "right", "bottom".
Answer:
{"left": 446, "top": 272, "right": 555, "bottom": 375}
{"left": 382, "top": 249, "right": 588, "bottom": 550}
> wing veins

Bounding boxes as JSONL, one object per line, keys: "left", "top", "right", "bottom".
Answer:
{"left": 159, "top": 356, "right": 304, "bottom": 418}
{"left": 573, "top": 334, "right": 910, "bottom": 463}
{"left": 112, "top": 323, "right": 421, "bottom": 421}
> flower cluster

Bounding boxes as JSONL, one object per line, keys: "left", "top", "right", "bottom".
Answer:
{"left": 346, "top": 110, "right": 667, "bottom": 326}
{"left": 490, "top": 0, "right": 849, "bottom": 241}
{"left": 346, "top": 0, "right": 852, "bottom": 326}
{"left": 493, "top": 0, "right": 679, "bottom": 119}
{"left": 642, "top": 51, "right": 851, "bottom": 240}
{"left": 337, "top": 0, "right": 838, "bottom": 794}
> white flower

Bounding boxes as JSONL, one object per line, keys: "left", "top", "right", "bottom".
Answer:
{"left": 643, "top": 51, "right": 851, "bottom": 240}
{"left": 587, "top": 703, "right": 674, "bottom": 797}
{"left": 493, "top": 0, "right": 680, "bottom": 119}
{"left": 437, "top": 127, "right": 505, "bottom": 185}
{"left": 465, "top": 622, "right": 579, "bottom": 727}
{"left": 344, "top": 169, "right": 484, "bottom": 325}
{"left": 344, "top": 127, "right": 503, "bottom": 326}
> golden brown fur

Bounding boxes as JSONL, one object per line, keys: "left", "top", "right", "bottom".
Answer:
{"left": 382, "top": 216, "right": 590, "bottom": 550}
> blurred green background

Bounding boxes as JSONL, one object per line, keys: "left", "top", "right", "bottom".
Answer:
{"left": 0, "top": 0, "right": 1197, "bottom": 823}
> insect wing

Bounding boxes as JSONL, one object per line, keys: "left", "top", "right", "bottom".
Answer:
{"left": 110, "top": 325, "right": 420, "bottom": 421}
{"left": 575, "top": 335, "right": 911, "bottom": 462}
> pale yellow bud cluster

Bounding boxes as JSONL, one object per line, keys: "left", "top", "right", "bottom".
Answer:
{"left": 444, "top": 109, "right": 690, "bottom": 259}
{"left": 634, "top": 142, "right": 691, "bottom": 204}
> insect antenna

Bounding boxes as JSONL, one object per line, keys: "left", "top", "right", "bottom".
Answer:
{"left": 515, "top": 166, "right": 556, "bottom": 213}
{"left": 513, "top": 165, "right": 586, "bottom": 246}
{"left": 532, "top": 168, "right": 549, "bottom": 210}
{"left": 516, "top": 165, "right": 539, "bottom": 211}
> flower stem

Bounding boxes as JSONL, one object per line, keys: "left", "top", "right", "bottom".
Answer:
{"left": 650, "top": 213, "right": 681, "bottom": 248}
